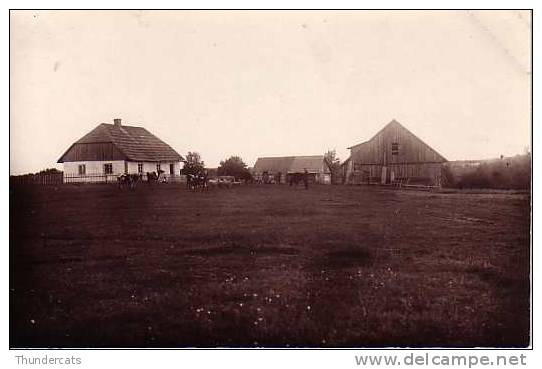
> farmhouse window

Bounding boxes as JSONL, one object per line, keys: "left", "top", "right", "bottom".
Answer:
{"left": 156, "top": 164, "right": 161, "bottom": 172}
{"left": 391, "top": 143, "right": 399, "bottom": 155}
{"left": 138, "top": 163, "right": 143, "bottom": 173}
{"left": 104, "top": 163, "right": 113, "bottom": 174}
{"left": 169, "top": 163, "right": 174, "bottom": 175}
{"left": 78, "top": 164, "right": 86, "bottom": 175}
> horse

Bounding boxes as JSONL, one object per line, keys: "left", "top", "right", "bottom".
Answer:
{"left": 195, "top": 174, "right": 208, "bottom": 191}
{"left": 186, "top": 173, "right": 195, "bottom": 190}
{"left": 289, "top": 171, "right": 309, "bottom": 189}
{"left": 146, "top": 169, "right": 165, "bottom": 186}
{"left": 187, "top": 173, "right": 208, "bottom": 192}
{"left": 117, "top": 173, "right": 141, "bottom": 190}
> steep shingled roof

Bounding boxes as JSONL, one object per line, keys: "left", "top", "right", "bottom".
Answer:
{"left": 58, "top": 123, "right": 183, "bottom": 163}
{"left": 253, "top": 155, "right": 328, "bottom": 174}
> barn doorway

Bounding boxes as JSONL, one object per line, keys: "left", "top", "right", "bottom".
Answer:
{"left": 381, "top": 166, "right": 387, "bottom": 184}
{"left": 361, "top": 170, "right": 370, "bottom": 184}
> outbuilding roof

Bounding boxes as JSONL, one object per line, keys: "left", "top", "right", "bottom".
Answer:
{"left": 253, "top": 155, "right": 328, "bottom": 174}
{"left": 58, "top": 122, "right": 183, "bottom": 163}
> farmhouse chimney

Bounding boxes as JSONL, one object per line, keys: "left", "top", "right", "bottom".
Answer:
{"left": 113, "top": 118, "right": 122, "bottom": 127}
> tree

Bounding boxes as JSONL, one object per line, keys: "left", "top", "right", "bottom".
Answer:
{"left": 182, "top": 151, "right": 205, "bottom": 176}
{"left": 324, "top": 149, "right": 341, "bottom": 184}
{"left": 37, "top": 168, "right": 63, "bottom": 175}
{"left": 217, "top": 155, "right": 252, "bottom": 181}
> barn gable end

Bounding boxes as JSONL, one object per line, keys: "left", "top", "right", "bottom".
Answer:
{"left": 346, "top": 120, "right": 447, "bottom": 186}
{"left": 349, "top": 120, "right": 446, "bottom": 164}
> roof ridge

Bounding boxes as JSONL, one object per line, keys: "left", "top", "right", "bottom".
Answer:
{"left": 100, "top": 122, "right": 146, "bottom": 129}
{"left": 256, "top": 155, "right": 323, "bottom": 159}
{"left": 347, "top": 119, "right": 398, "bottom": 149}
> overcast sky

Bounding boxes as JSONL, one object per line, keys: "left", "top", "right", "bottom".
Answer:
{"left": 10, "top": 10, "right": 531, "bottom": 175}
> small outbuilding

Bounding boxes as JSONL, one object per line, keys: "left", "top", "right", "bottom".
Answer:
{"left": 253, "top": 155, "right": 331, "bottom": 184}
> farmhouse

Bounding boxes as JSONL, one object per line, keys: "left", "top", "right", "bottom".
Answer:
{"left": 253, "top": 155, "right": 331, "bottom": 184}
{"left": 344, "top": 119, "right": 447, "bottom": 186}
{"left": 58, "top": 118, "right": 184, "bottom": 183}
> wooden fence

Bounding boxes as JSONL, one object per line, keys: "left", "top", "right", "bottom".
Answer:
{"left": 10, "top": 173, "right": 64, "bottom": 186}
{"left": 11, "top": 173, "right": 188, "bottom": 185}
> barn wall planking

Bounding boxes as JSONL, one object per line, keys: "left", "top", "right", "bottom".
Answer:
{"left": 350, "top": 122, "right": 445, "bottom": 165}
{"left": 351, "top": 163, "right": 443, "bottom": 185}
{"left": 346, "top": 121, "right": 446, "bottom": 186}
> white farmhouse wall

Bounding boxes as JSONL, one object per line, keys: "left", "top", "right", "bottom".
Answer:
{"left": 63, "top": 160, "right": 125, "bottom": 175}
{"left": 318, "top": 173, "right": 331, "bottom": 184}
{"left": 126, "top": 161, "right": 182, "bottom": 176}
{"left": 125, "top": 161, "right": 156, "bottom": 174}
{"left": 63, "top": 160, "right": 183, "bottom": 183}
{"left": 63, "top": 160, "right": 124, "bottom": 183}
{"left": 172, "top": 162, "right": 182, "bottom": 176}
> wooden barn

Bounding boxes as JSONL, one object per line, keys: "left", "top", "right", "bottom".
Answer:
{"left": 57, "top": 118, "right": 184, "bottom": 183}
{"left": 253, "top": 155, "right": 331, "bottom": 184}
{"left": 344, "top": 119, "right": 447, "bottom": 186}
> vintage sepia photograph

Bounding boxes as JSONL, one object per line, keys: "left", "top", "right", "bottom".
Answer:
{"left": 9, "top": 10, "right": 531, "bottom": 349}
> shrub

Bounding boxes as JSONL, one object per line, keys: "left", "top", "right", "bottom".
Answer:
{"left": 448, "top": 154, "right": 531, "bottom": 190}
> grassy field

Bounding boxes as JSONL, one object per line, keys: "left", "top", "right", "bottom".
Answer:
{"left": 9, "top": 183, "right": 531, "bottom": 348}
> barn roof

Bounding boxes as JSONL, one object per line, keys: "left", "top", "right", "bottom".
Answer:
{"left": 253, "top": 155, "right": 328, "bottom": 174}
{"left": 58, "top": 122, "right": 184, "bottom": 163}
{"left": 347, "top": 119, "right": 447, "bottom": 162}
{"left": 340, "top": 156, "right": 351, "bottom": 167}
{"left": 253, "top": 156, "right": 294, "bottom": 173}
{"left": 290, "top": 156, "right": 326, "bottom": 172}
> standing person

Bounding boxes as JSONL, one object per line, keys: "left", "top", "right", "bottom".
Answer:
{"left": 202, "top": 170, "right": 209, "bottom": 191}
{"left": 186, "top": 173, "right": 192, "bottom": 190}
{"left": 303, "top": 169, "right": 309, "bottom": 190}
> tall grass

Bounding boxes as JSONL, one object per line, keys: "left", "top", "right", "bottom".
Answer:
{"left": 444, "top": 154, "right": 531, "bottom": 190}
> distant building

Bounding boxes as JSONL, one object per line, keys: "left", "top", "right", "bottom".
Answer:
{"left": 344, "top": 119, "right": 447, "bottom": 186}
{"left": 57, "top": 118, "right": 184, "bottom": 182}
{"left": 253, "top": 155, "right": 331, "bottom": 184}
